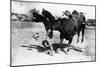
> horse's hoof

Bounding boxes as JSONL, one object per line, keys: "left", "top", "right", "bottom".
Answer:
{"left": 67, "top": 49, "right": 69, "bottom": 52}
{"left": 64, "top": 52, "right": 68, "bottom": 54}
{"left": 65, "top": 52, "right": 68, "bottom": 55}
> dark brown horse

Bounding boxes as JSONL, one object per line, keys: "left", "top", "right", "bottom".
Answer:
{"left": 52, "top": 10, "right": 86, "bottom": 52}
{"left": 42, "top": 9, "right": 56, "bottom": 39}
{"left": 72, "top": 10, "right": 86, "bottom": 43}
{"left": 31, "top": 9, "right": 55, "bottom": 55}
{"left": 31, "top": 9, "right": 69, "bottom": 54}
{"left": 53, "top": 15, "right": 78, "bottom": 52}
{"left": 31, "top": 9, "right": 86, "bottom": 54}
{"left": 31, "top": 10, "right": 52, "bottom": 36}
{"left": 62, "top": 10, "right": 86, "bottom": 43}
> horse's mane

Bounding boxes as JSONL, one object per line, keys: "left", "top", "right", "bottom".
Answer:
{"left": 42, "top": 9, "right": 56, "bottom": 24}
{"left": 32, "top": 12, "right": 50, "bottom": 26}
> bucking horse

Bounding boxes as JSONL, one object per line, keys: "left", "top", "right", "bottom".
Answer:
{"left": 31, "top": 9, "right": 86, "bottom": 55}
{"left": 30, "top": 9, "right": 56, "bottom": 55}
{"left": 52, "top": 10, "right": 86, "bottom": 52}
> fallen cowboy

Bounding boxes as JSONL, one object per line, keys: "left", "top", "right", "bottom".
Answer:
{"left": 42, "top": 40, "right": 83, "bottom": 55}
{"left": 42, "top": 40, "right": 53, "bottom": 55}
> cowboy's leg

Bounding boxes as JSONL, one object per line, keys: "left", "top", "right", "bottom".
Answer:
{"left": 44, "top": 29, "right": 54, "bottom": 55}
{"left": 48, "top": 38, "right": 54, "bottom": 56}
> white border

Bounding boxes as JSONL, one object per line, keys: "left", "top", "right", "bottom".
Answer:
{"left": 0, "top": 0, "right": 99, "bottom": 67}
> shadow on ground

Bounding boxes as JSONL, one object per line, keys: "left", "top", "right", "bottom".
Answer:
{"left": 21, "top": 43, "right": 82, "bottom": 54}
{"left": 21, "top": 44, "right": 46, "bottom": 52}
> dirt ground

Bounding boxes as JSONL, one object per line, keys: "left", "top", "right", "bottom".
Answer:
{"left": 11, "top": 21, "right": 96, "bottom": 66}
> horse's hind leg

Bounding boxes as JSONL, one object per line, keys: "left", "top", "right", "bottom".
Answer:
{"left": 81, "top": 24, "right": 85, "bottom": 43}
{"left": 67, "top": 37, "right": 73, "bottom": 52}
{"left": 77, "top": 31, "right": 80, "bottom": 43}
{"left": 59, "top": 34, "right": 64, "bottom": 52}
{"left": 81, "top": 28, "right": 84, "bottom": 43}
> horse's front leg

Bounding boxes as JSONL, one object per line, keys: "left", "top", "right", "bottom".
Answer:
{"left": 45, "top": 29, "right": 54, "bottom": 56}
{"left": 60, "top": 38, "right": 67, "bottom": 54}
{"left": 60, "top": 34, "right": 67, "bottom": 54}
{"left": 67, "top": 37, "right": 73, "bottom": 52}
{"left": 45, "top": 31, "right": 48, "bottom": 40}
{"left": 45, "top": 28, "right": 49, "bottom": 40}
{"left": 59, "top": 34, "right": 64, "bottom": 48}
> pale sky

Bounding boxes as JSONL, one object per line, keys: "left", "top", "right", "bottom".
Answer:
{"left": 11, "top": 1, "right": 95, "bottom": 19}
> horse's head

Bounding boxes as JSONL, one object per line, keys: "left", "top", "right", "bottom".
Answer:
{"left": 42, "top": 8, "right": 47, "bottom": 16}
{"left": 78, "top": 13, "right": 86, "bottom": 24}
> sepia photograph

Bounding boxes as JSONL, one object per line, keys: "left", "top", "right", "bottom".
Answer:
{"left": 11, "top": 0, "right": 96, "bottom": 66}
